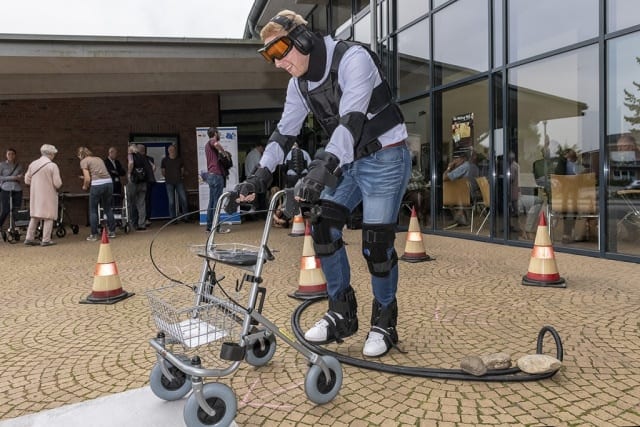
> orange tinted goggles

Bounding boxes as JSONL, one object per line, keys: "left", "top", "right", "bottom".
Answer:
{"left": 258, "top": 36, "right": 294, "bottom": 63}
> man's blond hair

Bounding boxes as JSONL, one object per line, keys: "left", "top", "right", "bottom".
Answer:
{"left": 259, "top": 9, "right": 308, "bottom": 42}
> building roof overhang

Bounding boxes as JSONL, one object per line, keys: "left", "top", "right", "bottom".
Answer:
{"left": 0, "top": 33, "right": 289, "bottom": 101}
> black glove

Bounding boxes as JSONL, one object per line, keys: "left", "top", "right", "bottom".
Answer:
{"left": 281, "top": 187, "right": 300, "bottom": 219}
{"left": 225, "top": 167, "right": 272, "bottom": 214}
{"left": 294, "top": 151, "right": 341, "bottom": 204}
{"left": 236, "top": 167, "right": 273, "bottom": 196}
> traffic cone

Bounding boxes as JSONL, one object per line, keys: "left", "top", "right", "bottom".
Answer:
{"left": 288, "top": 212, "right": 305, "bottom": 237}
{"left": 289, "top": 220, "right": 328, "bottom": 300}
{"left": 400, "top": 207, "right": 432, "bottom": 262}
{"left": 522, "top": 211, "right": 566, "bottom": 288}
{"left": 80, "top": 228, "right": 135, "bottom": 304}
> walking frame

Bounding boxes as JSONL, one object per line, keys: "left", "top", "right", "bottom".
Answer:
{"left": 147, "top": 190, "right": 342, "bottom": 426}
{"left": 1, "top": 190, "right": 29, "bottom": 243}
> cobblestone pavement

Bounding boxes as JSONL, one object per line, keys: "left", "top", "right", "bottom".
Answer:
{"left": 0, "top": 220, "right": 639, "bottom": 426}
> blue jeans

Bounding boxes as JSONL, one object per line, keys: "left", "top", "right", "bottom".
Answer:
{"left": 89, "top": 183, "right": 115, "bottom": 235}
{"left": 165, "top": 182, "right": 188, "bottom": 219}
{"left": 206, "top": 173, "right": 224, "bottom": 230}
{"left": 318, "top": 145, "right": 411, "bottom": 306}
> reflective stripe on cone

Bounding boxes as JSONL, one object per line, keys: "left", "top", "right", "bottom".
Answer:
{"left": 522, "top": 211, "right": 566, "bottom": 288}
{"left": 289, "top": 219, "right": 327, "bottom": 300}
{"left": 400, "top": 207, "right": 432, "bottom": 262}
{"left": 80, "top": 228, "right": 135, "bottom": 304}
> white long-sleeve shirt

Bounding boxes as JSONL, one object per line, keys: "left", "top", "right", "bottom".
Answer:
{"left": 259, "top": 36, "right": 407, "bottom": 173}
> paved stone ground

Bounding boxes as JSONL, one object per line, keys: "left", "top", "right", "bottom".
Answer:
{"left": 0, "top": 220, "right": 639, "bottom": 426}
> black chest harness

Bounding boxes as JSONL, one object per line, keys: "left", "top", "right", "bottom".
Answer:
{"left": 297, "top": 41, "right": 404, "bottom": 161}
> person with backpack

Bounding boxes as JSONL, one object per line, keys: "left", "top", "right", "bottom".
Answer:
{"left": 284, "top": 142, "right": 311, "bottom": 188}
{"left": 204, "top": 127, "right": 228, "bottom": 232}
{"left": 137, "top": 144, "right": 156, "bottom": 227}
{"left": 126, "top": 144, "right": 148, "bottom": 231}
{"left": 233, "top": 10, "right": 410, "bottom": 357}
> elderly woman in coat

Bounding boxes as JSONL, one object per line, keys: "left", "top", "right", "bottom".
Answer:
{"left": 23, "top": 144, "right": 63, "bottom": 246}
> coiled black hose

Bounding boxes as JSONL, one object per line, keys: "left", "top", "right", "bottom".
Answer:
{"left": 292, "top": 298, "right": 563, "bottom": 382}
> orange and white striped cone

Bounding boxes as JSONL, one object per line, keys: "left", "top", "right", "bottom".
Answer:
{"left": 522, "top": 211, "right": 566, "bottom": 288}
{"left": 288, "top": 220, "right": 328, "bottom": 300}
{"left": 288, "top": 212, "right": 305, "bottom": 237}
{"left": 80, "top": 228, "right": 135, "bottom": 304}
{"left": 400, "top": 207, "right": 432, "bottom": 262}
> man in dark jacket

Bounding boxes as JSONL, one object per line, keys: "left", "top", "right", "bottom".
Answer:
{"left": 104, "top": 146, "right": 126, "bottom": 199}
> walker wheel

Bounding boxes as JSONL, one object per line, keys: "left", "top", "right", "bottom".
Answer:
{"left": 56, "top": 227, "right": 66, "bottom": 238}
{"left": 245, "top": 334, "right": 277, "bottom": 367}
{"left": 71, "top": 225, "right": 80, "bottom": 234}
{"left": 124, "top": 223, "right": 131, "bottom": 234}
{"left": 304, "top": 355, "right": 342, "bottom": 405}
{"left": 183, "top": 382, "right": 236, "bottom": 427}
{"left": 149, "top": 360, "right": 191, "bottom": 401}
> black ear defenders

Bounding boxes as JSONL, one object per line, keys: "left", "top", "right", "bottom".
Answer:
{"left": 270, "top": 14, "right": 314, "bottom": 55}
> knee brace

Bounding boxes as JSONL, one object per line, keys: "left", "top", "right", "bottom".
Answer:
{"left": 362, "top": 223, "right": 397, "bottom": 277}
{"left": 311, "top": 200, "right": 349, "bottom": 256}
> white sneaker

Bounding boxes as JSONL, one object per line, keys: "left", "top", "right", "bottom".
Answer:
{"left": 304, "top": 312, "right": 344, "bottom": 343}
{"left": 304, "top": 318, "right": 332, "bottom": 342}
{"left": 363, "top": 329, "right": 388, "bottom": 357}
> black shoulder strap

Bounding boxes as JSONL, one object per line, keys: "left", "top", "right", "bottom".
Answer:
{"left": 326, "top": 41, "right": 394, "bottom": 116}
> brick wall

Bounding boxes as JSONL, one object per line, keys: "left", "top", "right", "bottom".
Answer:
{"left": 0, "top": 93, "right": 218, "bottom": 226}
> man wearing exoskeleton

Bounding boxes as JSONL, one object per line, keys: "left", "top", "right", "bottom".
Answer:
{"left": 235, "top": 9, "right": 410, "bottom": 357}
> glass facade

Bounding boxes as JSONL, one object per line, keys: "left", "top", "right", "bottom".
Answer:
{"left": 433, "top": 0, "right": 488, "bottom": 86}
{"left": 508, "top": 46, "right": 600, "bottom": 248}
{"left": 507, "top": 0, "right": 598, "bottom": 62}
{"left": 307, "top": 0, "right": 640, "bottom": 261}
{"left": 397, "top": 0, "right": 429, "bottom": 29}
{"left": 606, "top": 31, "right": 640, "bottom": 257}
{"left": 397, "top": 19, "right": 429, "bottom": 98}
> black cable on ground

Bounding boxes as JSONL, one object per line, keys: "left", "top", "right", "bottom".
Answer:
{"left": 292, "top": 298, "right": 563, "bottom": 382}
{"left": 147, "top": 206, "right": 563, "bottom": 382}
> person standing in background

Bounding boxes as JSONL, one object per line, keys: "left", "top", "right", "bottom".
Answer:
{"left": 204, "top": 127, "right": 227, "bottom": 232}
{"left": 78, "top": 146, "right": 116, "bottom": 241}
{"left": 161, "top": 144, "right": 189, "bottom": 222}
{"left": 104, "top": 146, "right": 126, "bottom": 200}
{"left": 284, "top": 142, "right": 312, "bottom": 188}
{"left": 126, "top": 144, "right": 147, "bottom": 231}
{"left": 0, "top": 148, "right": 24, "bottom": 240}
{"left": 137, "top": 144, "right": 156, "bottom": 227}
{"left": 23, "top": 144, "right": 62, "bottom": 247}
{"left": 244, "top": 142, "right": 265, "bottom": 179}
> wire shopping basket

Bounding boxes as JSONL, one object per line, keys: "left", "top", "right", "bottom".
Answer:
{"left": 146, "top": 283, "right": 243, "bottom": 350}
